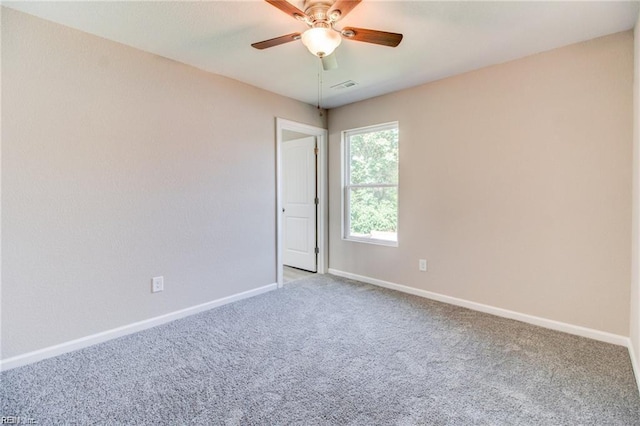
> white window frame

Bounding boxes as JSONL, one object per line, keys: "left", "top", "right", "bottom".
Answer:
{"left": 342, "top": 121, "right": 399, "bottom": 247}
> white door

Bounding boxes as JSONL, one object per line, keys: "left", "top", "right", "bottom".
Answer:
{"left": 283, "top": 136, "right": 317, "bottom": 272}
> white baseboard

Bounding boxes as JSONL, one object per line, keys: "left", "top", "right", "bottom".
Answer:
{"left": 628, "top": 339, "right": 640, "bottom": 394}
{"left": 328, "top": 269, "right": 629, "bottom": 347}
{"left": 0, "top": 283, "right": 278, "bottom": 371}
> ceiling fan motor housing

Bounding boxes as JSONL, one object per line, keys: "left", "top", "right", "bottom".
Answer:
{"left": 303, "top": 0, "right": 336, "bottom": 26}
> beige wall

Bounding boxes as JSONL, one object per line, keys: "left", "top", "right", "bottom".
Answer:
{"left": 631, "top": 12, "right": 640, "bottom": 369}
{"left": 1, "top": 8, "right": 324, "bottom": 359}
{"left": 328, "top": 31, "right": 633, "bottom": 336}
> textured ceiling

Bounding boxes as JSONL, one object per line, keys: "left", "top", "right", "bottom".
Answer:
{"left": 3, "top": 1, "right": 639, "bottom": 108}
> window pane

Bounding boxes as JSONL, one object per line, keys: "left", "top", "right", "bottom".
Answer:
{"left": 349, "top": 128, "right": 398, "bottom": 185}
{"left": 349, "top": 186, "right": 397, "bottom": 241}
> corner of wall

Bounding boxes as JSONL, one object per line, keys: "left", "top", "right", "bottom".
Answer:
{"left": 630, "top": 9, "right": 640, "bottom": 392}
{"left": 0, "top": 5, "right": 4, "bottom": 361}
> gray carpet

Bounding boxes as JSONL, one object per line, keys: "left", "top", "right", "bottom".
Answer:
{"left": 2, "top": 274, "right": 639, "bottom": 425}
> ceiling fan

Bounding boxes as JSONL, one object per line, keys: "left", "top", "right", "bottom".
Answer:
{"left": 251, "top": 0, "right": 403, "bottom": 70}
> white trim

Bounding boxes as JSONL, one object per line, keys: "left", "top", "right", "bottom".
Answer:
{"left": 343, "top": 121, "right": 399, "bottom": 137}
{"left": 328, "top": 268, "right": 628, "bottom": 347}
{"left": 0, "top": 283, "right": 277, "bottom": 371}
{"left": 343, "top": 235, "right": 398, "bottom": 247}
{"left": 628, "top": 339, "right": 640, "bottom": 395}
{"left": 276, "top": 118, "right": 328, "bottom": 288}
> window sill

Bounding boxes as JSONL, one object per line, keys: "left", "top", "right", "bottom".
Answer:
{"left": 343, "top": 236, "right": 398, "bottom": 247}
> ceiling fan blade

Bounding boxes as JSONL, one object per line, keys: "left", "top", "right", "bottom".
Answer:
{"left": 251, "top": 33, "right": 301, "bottom": 50}
{"left": 342, "top": 27, "right": 403, "bottom": 47}
{"left": 321, "top": 52, "right": 338, "bottom": 71}
{"left": 265, "top": 0, "right": 307, "bottom": 20}
{"left": 328, "top": 0, "right": 362, "bottom": 21}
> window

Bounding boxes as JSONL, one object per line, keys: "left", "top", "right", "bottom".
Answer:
{"left": 343, "top": 122, "right": 398, "bottom": 246}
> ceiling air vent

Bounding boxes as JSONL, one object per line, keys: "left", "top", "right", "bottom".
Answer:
{"left": 331, "top": 80, "right": 358, "bottom": 90}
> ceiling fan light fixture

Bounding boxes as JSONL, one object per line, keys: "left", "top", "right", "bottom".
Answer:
{"left": 301, "top": 27, "right": 342, "bottom": 57}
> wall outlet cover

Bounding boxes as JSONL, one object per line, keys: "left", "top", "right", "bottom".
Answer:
{"left": 419, "top": 259, "right": 427, "bottom": 272}
{"left": 152, "top": 276, "right": 164, "bottom": 293}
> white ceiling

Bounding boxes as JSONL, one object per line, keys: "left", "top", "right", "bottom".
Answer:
{"left": 4, "top": 1, "right": 639, "bottom": 108}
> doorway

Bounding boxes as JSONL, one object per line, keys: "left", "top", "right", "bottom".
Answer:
{"left": 276, "top": 118, "right": 328, "bottom": 288}
{"left": 282, "top": 135, "right": 317, "bottom": 272}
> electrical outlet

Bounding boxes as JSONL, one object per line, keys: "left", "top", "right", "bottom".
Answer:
{"left": 152, "top": 276, "right": 164, "bottom": 293}
{"left": 419, "top": 259, "right": 427, "bottom": 272}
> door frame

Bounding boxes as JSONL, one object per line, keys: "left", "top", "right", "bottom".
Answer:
{"left": 276, "top": 118, "right": 328, "bottom": 288}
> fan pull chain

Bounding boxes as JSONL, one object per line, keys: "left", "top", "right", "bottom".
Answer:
{"left": 317, "top": 58, "right": 323, "bottom": 117}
